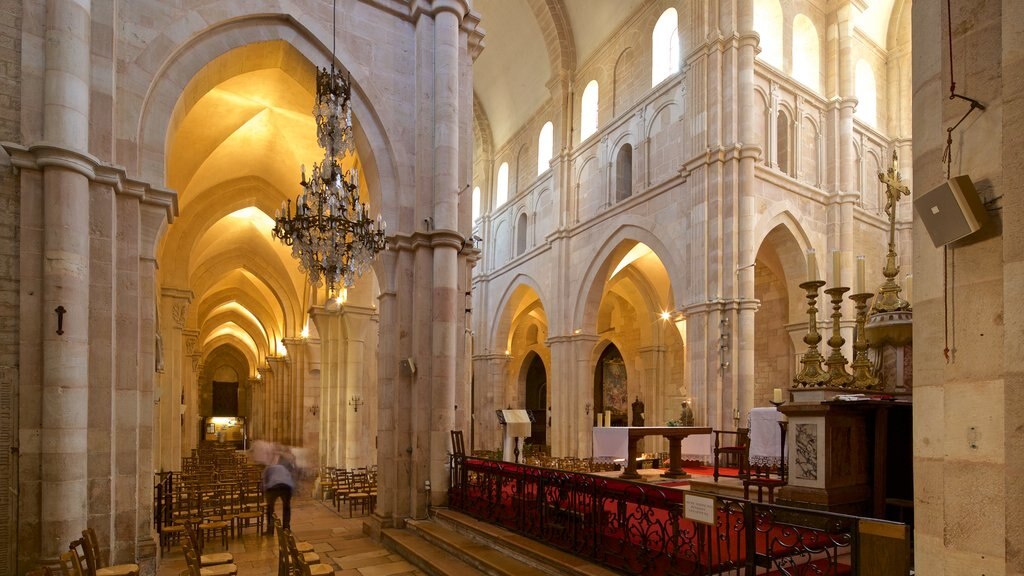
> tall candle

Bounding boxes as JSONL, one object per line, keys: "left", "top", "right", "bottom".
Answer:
{"left": 856, "top": 256, "right": 866, "bottom": 293}
{"left": 604, "top": 410, "right": 612, "bottom": 427}
{"left": 597, "top": 413, "right": 604, "bottom": 427}
{"left": 905, "top": 274, "right": 913, "bottom": 303}
{"left": 773, "top": 388, "right": 783, "bottom": 403}
{"left": 832, "top": 250, "right": 842, "bottom": 286}
{"left": 806, "top": 249, "right": 817, "bottom": 281}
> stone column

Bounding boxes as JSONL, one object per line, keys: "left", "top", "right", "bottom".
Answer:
{"left": 571, "top": 334, "right": 599, "bottom": 457}
{"left": 341, "top": 308, "right": 372, "bottom": 469}
{"left": 283, "top": 337, "right": 306, "bottom": 446}
{"left": 38, "top": 0, "right": 91, "bottom": 559}
{"left": 428, "top": 1, "right": 465, "bottom": 508}
{"left": 158, "top": 289, "right": 191, "bottom": 472}
{"left": 310, "top": 306, "right": 339, "bottom": 467}
{"left": 471, "top": 353, "right": 509, "bottom": 452}
{"left": 182, "top": 330, "right": 200, "bottom": 453}
{"left": 735, "top": 0, "right": 759, "bottom": 422}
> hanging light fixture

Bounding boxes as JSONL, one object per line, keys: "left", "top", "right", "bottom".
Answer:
{"left": 272, "top": 0, "right": 386, "bottom": 293}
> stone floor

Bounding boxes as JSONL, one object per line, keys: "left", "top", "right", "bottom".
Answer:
{"left": 156, "top": 495, "right": 425, "bottom": 576}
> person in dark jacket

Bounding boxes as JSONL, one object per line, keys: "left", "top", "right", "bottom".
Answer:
{"left": 263, "top": 451, "right": 296, "bottom": 534}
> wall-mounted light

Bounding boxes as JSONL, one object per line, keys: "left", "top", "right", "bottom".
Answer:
{"left": 584, "top": 402, "right": 592, "bottom": 415}
{"left": 719, "top": 317, "right": 731, "bottom": 371}
{"left": 659, "top": 311, "right": 671, "bottom": 321}
{"left": 349, "top": 395, "right": 364, "bottom": 412}
{"left": 309, "top": 404, "right": 319, "bottom": 417}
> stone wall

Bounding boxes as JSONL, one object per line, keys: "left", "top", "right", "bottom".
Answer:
{"left": 0, "top": 0, "right": 19, "bottom": 571}
{"left": 913, "top": 1, "right": 1024, "bottom": 573}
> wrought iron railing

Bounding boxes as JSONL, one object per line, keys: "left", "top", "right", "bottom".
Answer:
{"left": 153, "top": 471, "right": 174, "bottom": 534}
{"left": 449, "top": 455, "right": 879, "bottom": 575}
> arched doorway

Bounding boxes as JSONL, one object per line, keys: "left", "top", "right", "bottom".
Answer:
{"left": 594, "top": 344, "right": 628, "bottom": 426}
{"left": 524, "top": 353, "right": 547, "bottom": 448}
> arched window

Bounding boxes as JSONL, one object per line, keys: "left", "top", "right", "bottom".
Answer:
{"left": 537, "top": 121, "right": 553, "bottom": 175}
{"left": 792, "top": 15, "right": 820, "bottom": 92}
{"left": 472, "top": 186, "right": 481, "bottom": 221}
{"left": 776, "top": 109, "right": 790, "bottom": 175}
{"left": 516, "top": 212, "right": 528, "bottom": 256}
{"left": 855, "top": 60, "right": 877, "bottom": 127}
{"left": 496, "top": 162, "right": 509, "bottom": 206}
{"left": 615, "top": 144, "right": 633, "bottom": 201}
{"left": 580, "top": 80, "right": 599, "bottom": 140}
{"left": 651, "top": 8, "right": 679, "bottom": 86}
{"left": 753, "top": 0, "right": 783, "bottom": 69}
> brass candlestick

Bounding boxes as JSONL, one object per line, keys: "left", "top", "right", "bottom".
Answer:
{"left": 849, "top": 292, "right": 880, "bottom": 389}
{"left": 824, "top": 287, "right": 854, "bottom": 388}
{"left": 794, "top": 280, "right": 829, "bottom": 387}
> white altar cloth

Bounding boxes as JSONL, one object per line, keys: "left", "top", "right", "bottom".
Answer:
{"left": 748, "top": 407, "right": 785, "bottom": 467}
{"left": 593, "top": 427, "right": 711, "bottom": 462}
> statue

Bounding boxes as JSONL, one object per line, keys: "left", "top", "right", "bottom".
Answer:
{"left": 679, "top": 399, "right": 695, "bottom": 427}
{"left": 631, "top": 396, "right": 645, "bottom": 427}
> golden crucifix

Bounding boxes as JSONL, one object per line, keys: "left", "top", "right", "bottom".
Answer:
{"left": 872, "top": 151, "right": 911, "bottom": 313}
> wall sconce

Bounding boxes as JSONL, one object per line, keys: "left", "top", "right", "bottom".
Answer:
{"left": 349, "top": 395, "right": 364, "bottom": 412}
{"left": 309, "top": 404, "right": 319, "bottom": 417}
{"left": 584, "top": 402, "right": 592, "bottom": 415}
{"left": 719, "top": 317, "right": 731, "bottom": 371}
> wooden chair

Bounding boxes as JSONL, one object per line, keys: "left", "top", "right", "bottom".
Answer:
{"left": 712, "top": 427, "right": 750, "bottom": 480}
{"left": 743, "top": 421, "right": 788, "bottom": 503}
{"left": 182, "top": 547, "right": 237, "bottom": 576}
{"left": 347, "top": 470, "right": 373, "bottom": 517}
{"left": 79, "top": 528, "right": 140, "bottom": 576}
{"left": 56, "top": 549, "right": 84, "bottom": 576}
{"left": 286, "top": 530, "right": 333, "bottom": 576}
{"left": 450, "top": 430, "right": 466, "bottom": 456}
{"left": 198, "top": 485, "right": 232, "bottom": 550}
{"left": 275, "top": 519, "right": 319, "bottom": 576}
{"left": 183, "top": 524, "right": 234, "bottom": 567}
{"left": 234, "top": 478, "right": 264, "bottom": 537}
{"left": 331, "top": 469, "right": 353, "bottom": 512}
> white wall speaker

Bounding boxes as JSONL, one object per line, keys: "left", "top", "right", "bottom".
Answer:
{"left": 914, "top": 175, "right": 988, "bottom": 247}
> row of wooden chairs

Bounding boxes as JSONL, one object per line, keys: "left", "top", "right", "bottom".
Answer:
{"left": 26, "top": 528, "right": 139, "bottom": 576}
{"left": 318, "top": 467, "right": 377, "bottom": 517}
{"left": 273, "top": 518, "right": 334, "bottom": 576}
{"left": 181, "top": 523, "right": 238, "bottom": 576}
{"left": 158, "top": 449, "right": 266, "bottom": 553}
{"left": 160, "top": 477, "right": 265, "bottom": 552}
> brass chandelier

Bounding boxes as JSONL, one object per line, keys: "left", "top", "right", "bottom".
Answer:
{"left": 272, "top": 3, "right": 386, "bottom": 292}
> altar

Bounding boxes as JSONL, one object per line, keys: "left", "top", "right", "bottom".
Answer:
{"left": 593, "top": 426, "right": 712, "bottom": 480}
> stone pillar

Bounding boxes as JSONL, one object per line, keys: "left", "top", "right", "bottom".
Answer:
{"left": 158, "top": 289, "right": 191, "bottom": 472}
{"left": 427, "top": 2, "right": 465, "bottom": 508}
{"left": 182, "top": 330, "right": 200, "bottom": 453}
{"left": 735, "top": 0, "right": 758, "bottom": 423}
{"left": 310, "top": 306, "right": 338, "bottom": 466}
{"left": 570, "top": 334, "right": 599, "bottom": 457}
{"left": 283, "top": 338, "right": 306, "bottom": 446}
{"left": 341, "top": 308, "right": 373, "bottom": 468}
{"left": 37, "top": 0, "right": 91, "bottom": 560}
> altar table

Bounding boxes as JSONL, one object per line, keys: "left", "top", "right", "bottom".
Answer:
{"left": 593, "top": 426, "right": 712, "bottom": 480}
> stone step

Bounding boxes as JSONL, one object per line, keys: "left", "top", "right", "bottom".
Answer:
{"left": 380, "top": 527, "right": 484, "bottom": 576}
{"left": 430, "top": 508, "right": 620, "bottom": 576}
{"left": 404, "top": 519, "right": 550, "bottom": 576}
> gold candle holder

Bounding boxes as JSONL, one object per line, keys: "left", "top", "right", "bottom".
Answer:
{"left": 794, "top": 280, "right": 830, "bottom": 387}
{"left": 849, "top": 292, "right": 880, "bottom": 389}
{"left": 824, "top": 287, "right": 854, "bottom": 387}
